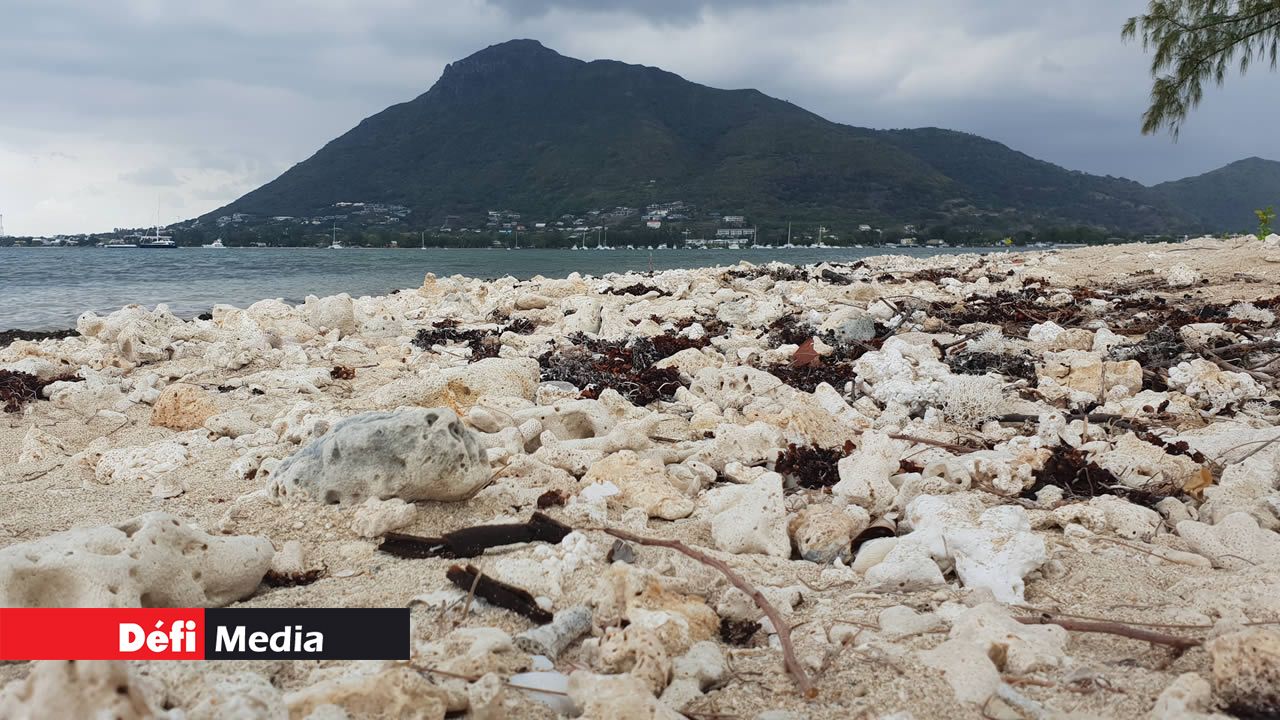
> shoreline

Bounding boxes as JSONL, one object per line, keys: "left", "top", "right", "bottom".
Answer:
{"left": 0, "top": 244, "right": 994, "bottom": 332}
{"left": 2, "top": 236, "right": 1280, "bottom": 718}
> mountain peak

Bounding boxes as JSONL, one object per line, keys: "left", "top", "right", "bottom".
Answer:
{"left": 467, "top": 38, "right": 555, "bottom": 59}
{"left": 430, "top": 39, "right": 578, "bottom": 98}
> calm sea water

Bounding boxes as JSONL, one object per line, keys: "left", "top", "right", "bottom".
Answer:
{"left": 0, "top": 245, "right": 990, "bottom": 330}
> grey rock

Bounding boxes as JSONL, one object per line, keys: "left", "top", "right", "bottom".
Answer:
{"left": 834, "top": 314, "right": 877, "bottom": 344}
{"left": 269, "top": 407, "right": 490, "bottom": 504}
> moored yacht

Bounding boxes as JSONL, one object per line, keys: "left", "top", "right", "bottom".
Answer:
{"left": 139, "top": 227, "right": 177, "bottom": 248}
{"left": 202, "top": 238, "right": 226, "bottom": 248}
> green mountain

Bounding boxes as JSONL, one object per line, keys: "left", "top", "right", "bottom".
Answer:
{"left": 1152, "top": 157, "right": 1280, "bottom": 232}
{"left": 202, "top": 39, "right": 1275, "bottom": 233}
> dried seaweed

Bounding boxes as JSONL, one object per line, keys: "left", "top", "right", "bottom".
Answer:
{"left": 262, "top": 569, "right": 326, "bottom": 588}
{"left": 724, "top": 265, "right": 811, "bottom": 283}
{"left": 605, "top": 283, "right": 667, "bottom": 297}
{"left": 767, "top": 314, "right": 817, "bottom": 347}
{"left": 761, "top": 359, "right": 858, "bottom": 393}
{"left": 413, "top": 316, "right": 538, "bottom": 359}
{"left": 0, "top": 328, "right": 77, "bottom": 347}
{"left": 0, "top": 370, "right": 80, "bottom": 413}
{"left": 1109, "top": 324, "right": 1185, "bottom": 366}
{"left": 536, "top": 489, "right": 568, "bottom": 508}
{"left": 948, "top": 351, "right": 1037, "bottom": 383}
{"left": 446, "top": 564, "right": 553, "bottom": 624}
{"left": 1223, "top": 699, "right": 1280, "bottom": 720}
{"left": 929, "top": 287, "right": 1080, "bottom": 335}
{"left": 330, "top": 365, "right": 356, "bottom": 380}
{"left": 1134, "top": 431, "right": 1207, "bottom": 464}
{"left": 537, "top": 333, "right": 690, "bottom": 405}
{"left": 379, "top": 512, "right": 572, "bottom": 559}
{"left": 1022, "top": 446, "right": 1169, "bottom": 509}
{"left": 775, "top": 443, "right": 850, "bottom": 489}
{"left": 719, "top": 617, "right": 760, "bottom": 646}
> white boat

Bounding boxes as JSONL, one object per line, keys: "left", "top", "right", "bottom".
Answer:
{"left": 138, "top": 227, "right": 177, "bottom": 249}
{"left": 202, "top": 238, "right": 226, "bottom": 248}
{"left": 104, "top": 240, "right": 138, "bottom": 249}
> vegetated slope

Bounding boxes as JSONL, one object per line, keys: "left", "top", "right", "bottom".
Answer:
{"left": 1152, "top": 157, "right": 1280, "bottom": 232}
{"left": 205, "top": 39, "right": 1256, "bottom": 233}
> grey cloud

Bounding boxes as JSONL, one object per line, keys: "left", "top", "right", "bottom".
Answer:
{"left": 2, "top": 0, "right": 1277, "bottom": 235}
{"left": 120, "top": 166, "right": 182, "bottom": 187}
{"left": 482, "top": 0, "right": 832, "bottom": 20}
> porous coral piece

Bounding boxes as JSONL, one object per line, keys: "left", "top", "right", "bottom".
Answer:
{"left": 268, "top": 407, "right": 490, "bottom": 504}
{"left": 0, "top": 512, "right": 272, "bottom": 607}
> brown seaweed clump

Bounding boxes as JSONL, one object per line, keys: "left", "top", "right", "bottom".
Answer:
{"left": 0, "top": 370, "right": 80, "bottom": 413}
{"left": 412, "top": 317, "right": 538, "bottom": 360}
{"left": 537, "top": 333, "right": 699, "bottom": 405}
{"left": 1022, "top": 445, "right": 1171, "bottom": 509}
{"left": 775, "top": 442, "right": 851, "bottom": 489}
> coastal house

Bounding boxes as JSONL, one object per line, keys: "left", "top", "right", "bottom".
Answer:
{"left": 715, "top": 228, "right": 756, "bottom": 243}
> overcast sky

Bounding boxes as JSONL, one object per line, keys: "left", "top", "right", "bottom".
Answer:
{"left": 3, "top": 0, "right": 1276, "bottom": 236}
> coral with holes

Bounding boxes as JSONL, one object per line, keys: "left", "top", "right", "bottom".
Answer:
{"left": 0, "top": 512, "right": 272, "bottom": 608}
{"left": 268, "top": 407, "right": 491, "bottom": 504}
{"left": 0, "top": 660, "right": 170, "bottom": 720}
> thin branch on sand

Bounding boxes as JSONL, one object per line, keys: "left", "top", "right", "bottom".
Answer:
{"left": 1015, "top": 613, "right": 1202, "bottom": 651}
{"left": 592, "top": 526, "right": 816, "bottom": 698}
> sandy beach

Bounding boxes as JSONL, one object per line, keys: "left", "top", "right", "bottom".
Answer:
{"left": 2, "top": 236, "right": 1280, "bottom": 719}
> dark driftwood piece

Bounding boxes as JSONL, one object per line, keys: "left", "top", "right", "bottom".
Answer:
{"left": 445, "top": 564, "right": 552, "bottom": 624}
{"left": 379, "top": 511, "right": 571, "bottom": 559}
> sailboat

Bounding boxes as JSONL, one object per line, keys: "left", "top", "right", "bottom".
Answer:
{"left": 595, "top": 227, "right": 613, "bottom": 251}
{"left": 139, "top": 227, "right": 177, "bottom": 249}
{"left": 139, "top": 200, "right": 177, "bottom": 248}
{"left": 329, "top": 223, "right": 345, "bottom": 249}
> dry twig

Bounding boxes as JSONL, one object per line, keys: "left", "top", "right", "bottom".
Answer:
{"left": 1015, "top": 614, "right": 1201, "bottom": 651}
{"left": 593, "top": 526, "right": 816, "bottom": 698}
